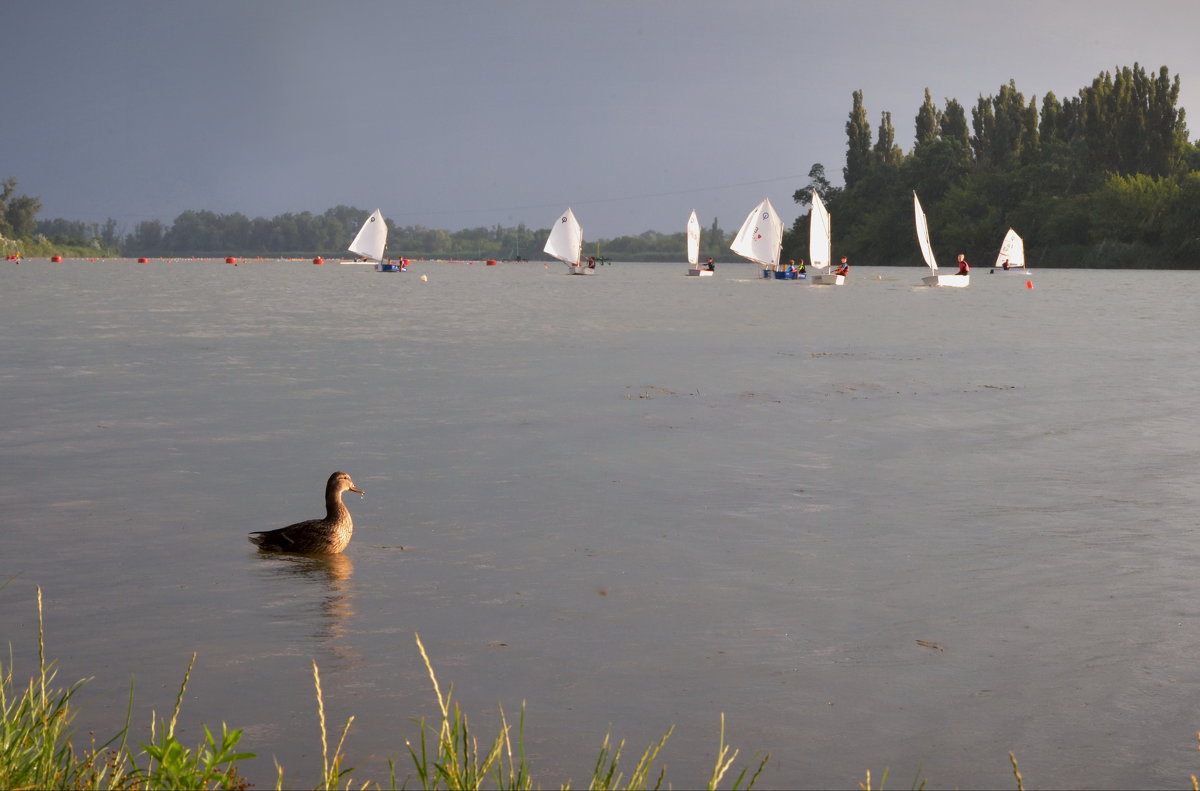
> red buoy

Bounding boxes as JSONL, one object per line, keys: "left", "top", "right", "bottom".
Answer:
{"left": 50, "top": 255, "right": 63, "bottom": 263}
{"left": 1026, "top": 280, "right": 1034, "bottom": 289}
{"left": 225, "top": 257, "right": 237, "bottom": 265}
{"left": 138, "top": 257, "right": 149, "bottom": 264}
{"left": 313, "top": 257, "right": 325, "bottom": 265}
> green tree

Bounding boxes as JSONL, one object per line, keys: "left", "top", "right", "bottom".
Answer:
{"left": 940, "top": 98, "right": 971, "bottom": 151}
{"left": 1039, "top": 92, "right": 1064, "bottom": 144}
{"left": 844, "top": 90, "right": 872, "bottom": 186}
{"left": 0, "top": 178, "right": 42, "bottom": 238}
{"left": 126, "top": 220, "right": 165, "bottom": 254}
{"left": 915, "top": 88, "right": 940, "bottom": 146}
{"left": 874, "top": 111, "right": 902, "bottom": 167}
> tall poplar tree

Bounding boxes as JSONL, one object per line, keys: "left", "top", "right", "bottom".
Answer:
{"left": 844, "top": 90, "right": 873, "bottom": 186}
{"left": 874, "top": 111, "right": 900, "bottom": 166}
{"left": 915, "top": 88, "right": 940, "bottom": 145}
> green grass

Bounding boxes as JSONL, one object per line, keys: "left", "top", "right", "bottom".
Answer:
{"left": 1, "top": 588, "right": 769, "bottom": 790}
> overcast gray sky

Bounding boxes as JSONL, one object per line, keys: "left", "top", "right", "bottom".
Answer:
{"left": 6, "top": 1, "right": 1200, "bottom": 239}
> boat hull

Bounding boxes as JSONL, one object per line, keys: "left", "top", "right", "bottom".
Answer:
{"left": 810, "top": 273, "right": 844, "bottom": 285}
{"left": 922, "top": 273, "right": 970, "bottom": 287}
{"left": 686, "top": 267, "right": 714, "bottom": 277}
{"left": 566, "top": 264, "right": 597, "bottom": 275}
{"left": 375, "top": 262, "right": 402, "bottom": 272}
{"left": 771, "top": 270, "right": 805, "bottom": 280}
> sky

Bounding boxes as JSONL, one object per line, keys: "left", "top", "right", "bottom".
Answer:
{"left": 6, "top": 1, "right": 1200, "bottom": 240}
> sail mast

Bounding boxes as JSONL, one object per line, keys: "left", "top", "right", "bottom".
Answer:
{"left": 686, "top": 210, "right": 700, "bottom": 265}
{"left": 809, "top": 190, "right": 831, "bottom": 270}
{"left": 913, "top": 192, "right": 937, "bottom": 273}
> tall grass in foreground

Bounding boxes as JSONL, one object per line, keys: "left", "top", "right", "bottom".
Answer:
{"left": 2, "top": 587, "right": 769, "bottom": 790}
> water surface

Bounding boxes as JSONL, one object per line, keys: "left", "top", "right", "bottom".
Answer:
{"left": 2, "top": 258, "right": 1199, "bottom": 788}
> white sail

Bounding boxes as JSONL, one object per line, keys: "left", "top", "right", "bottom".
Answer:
{"left": 729, "top": 198, "right": 783, "bottom": 268}
{"left": 809, "top": 190, "right": 832, "bottom": 270}
{"left": 995, "top": 228, "right": 1025, "bottom": 268}
{"left": 543, "top": 207, "right": 583, "bottom": 266}
{"left": 686, "top": 210, "right": 700, "bottom": 265}
{"left": 348, "top": 209, "right": 387, "bottom": 262}
{"left": 913, "top": 192, "right": 937, "bottom": 273}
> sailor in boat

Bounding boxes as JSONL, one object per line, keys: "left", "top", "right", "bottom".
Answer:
{"left": 1002, "top": 259, "right": 1010, "bottom": 270}
{"left": 955, "top": 253, "right": 970, "bottom": 275}
{"left": 835, "top": 257, "right": 849, "bottom": 277}
{"left": 586, "top": 256, "right": 596, "bottom": 269}
{"left": 797, "top": 260, "right": 806, "bottom": 275}
{"left": 706, "top": 257, "right": 715, "bottom": 271}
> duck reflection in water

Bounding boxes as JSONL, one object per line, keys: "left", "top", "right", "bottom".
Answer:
{"left": 259, "top": 552, "right": 359, "bottom": 665}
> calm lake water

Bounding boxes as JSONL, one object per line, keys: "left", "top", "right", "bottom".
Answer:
{"left": 2, "top": 257, "right": 1199, "bottom": 789}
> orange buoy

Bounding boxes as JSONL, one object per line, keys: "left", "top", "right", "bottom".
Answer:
{"left": 225, "top": 257, "right": 237, "bottom": 265}
{"left": 138, "top": 257, "right": 149, "bottom": 264}
{"left": 1026, "top": 280, "right": 1034, "bottom": 289}
{"left": 313, "top": 257, "right": 324, "bottom": 265}
{"left": 50, "top": 255, "right": 63, "bottom": 263}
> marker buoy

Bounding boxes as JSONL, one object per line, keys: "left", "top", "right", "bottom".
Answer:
{"left": 225, "top": 257, "right": 237, "bottom": 265}
{"left": 138, "top": 257, "right": 149, "bottom": 264}
{"left": 313, "top": 257, "right": 324, "bottom": 265}
{"left": 50, "top": 255, "right": 62, "bottom": 263}
{"left": 1026, "top": 280, "right": 1033, "bottom": 289}
{"left": 419, "top": 274, "right": 428, "bottom": 282}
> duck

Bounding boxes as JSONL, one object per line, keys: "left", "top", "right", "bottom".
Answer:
{"left": 249, "top": 471, "right": 364, "bottom": 554}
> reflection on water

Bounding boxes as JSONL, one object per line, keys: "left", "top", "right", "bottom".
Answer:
{"left": 254, "top": 553, "right": 358, "bottom": 666}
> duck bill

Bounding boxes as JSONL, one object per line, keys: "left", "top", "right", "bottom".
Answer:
{"left": 350, "top": 486, "right": 364, "bottom": 494}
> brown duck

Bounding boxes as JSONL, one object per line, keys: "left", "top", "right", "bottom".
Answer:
{"left": 249, "top": 471, "right": 364, "bottom": 554}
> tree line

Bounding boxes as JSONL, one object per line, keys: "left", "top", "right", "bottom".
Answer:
{"left": 7, "top": 63, "right": 1200, "bottom": 266}
{"left": 782, "top": 63, "right": 1200, "bottom": 268}
{"left": 13, "top": 200, "right": 731, "bottom": 262}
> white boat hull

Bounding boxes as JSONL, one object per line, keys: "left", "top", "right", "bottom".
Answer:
{"left": 922, "top": 273, "right": 970, "bottom": 287}
{"left": 810, "top": 273, "right": 844, "bottom": 285}
{"left": 686, "top": 267, "right": 714, "bottom": 277}
{"left": 567, "top": 264, "right": 596, "bottom": 275}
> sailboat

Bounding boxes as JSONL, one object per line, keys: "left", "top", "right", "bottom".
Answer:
{"left": 730, "top": 198, "right": 784, "bottom": 278}
{"left": 544, "top": 207, "right": 592, "bottom": 275}
{"left": 509, "top": 226, "right": 525, "bottom": 262}
{"left": 684, "top": 210, "right": 711, "bottom": 276}
{"left": 339, "top": 209, "right": 400, "bottom": 271}
{"left": 913, "top": 192, "right": 968, "bottom": 287}
{"left": 807, "top": 190, "right": 842, "bottom": 285}
{"left": 993, "top": 228, "right": 1025, "bottom": 271}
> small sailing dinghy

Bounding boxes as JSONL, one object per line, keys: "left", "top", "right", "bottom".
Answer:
{"left": 993, "top": 228, "right": 1025, "bottom": 272}
{"left": 684, "top": 210, "right": 712, "bottom": 276}
{"left": 913, "top": 192, "right": 968, "bottom": 287}
{"left": 544, "top": 207, "right": 592, "bottom": 275}
{"left": 730, "top": 198, "right": 784, "bottom": 278}
{"left": 339, "top": 209, "right": 398, "bottom": 271}
{"left": 807, "top": 190, "right": 842, "bottom": 285}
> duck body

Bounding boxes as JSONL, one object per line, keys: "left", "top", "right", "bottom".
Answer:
{"left": 249, "top": 471, "right": 364, "bottom": 554}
